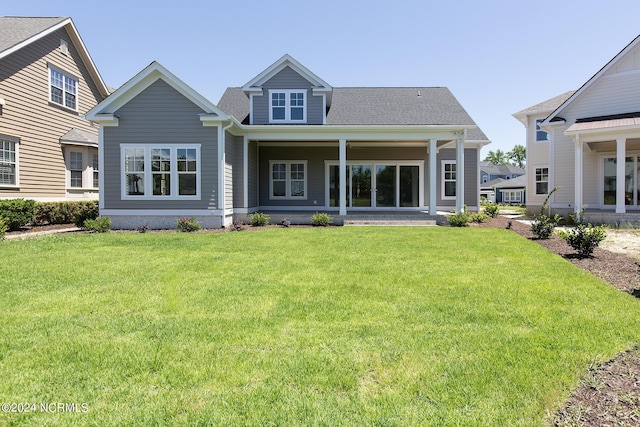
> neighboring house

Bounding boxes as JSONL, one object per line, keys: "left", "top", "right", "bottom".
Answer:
{"left": 514, "top": 33, "right": 640, "bottom": 224}
{"left": 0, "top": 17, "right": 109, "bottom": 201}
{"left": 491, "top": 174, "right": 526, "bottom": 205}
{"left": 86, "top": 55, "right": 490, "bottom": 229}
{"left": 512, "top": 91, "right": 575, "bottom": 213}
{"left": 479, "top": 161, "right": 525, "bottom": 202}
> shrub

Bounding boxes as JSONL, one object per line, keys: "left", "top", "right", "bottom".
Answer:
{"left": 136, "top": 224, "right": 149, "bottom": 233}
{"left": 531, "top": 213, "right": 561, "bottom": 239}
{"left": 483, "top": 203, "right": 499, "bottom": 218}
{"left": 249, "top": 212, "right": 270, "bottom": 227}
{"left": 176, "top": 217, "right": 201, "bottom": 232}
{"left": 558, "top": 224, "right": 607, "bottom": 258}
{"left": 447, "top": 212, "right": 470, "bottom": 227}
{"left": 470, "top": 212, "right": 488, "bottom": 223}
{"left": 0, "top": 199, "right": 36, "bottom": 231}
{"left": 311, "top": 212, "right": 332, "bottom": 227}
{"left": 83, "top": 216, "right": 111, "bottom": 233}
{"left": 34, "top": 200, "right": 98, "bottom": 225}
{"left": 73, "top": 202, "right": 99, "bottom": 227}
{"left": 0, "top": 216, "right": 7, "bottom": 240}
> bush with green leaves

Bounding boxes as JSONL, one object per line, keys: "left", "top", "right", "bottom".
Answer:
{"left": 34, "top": 200, "right": 98, "bottom": 225}
{"left": 249, "top": 212, "right": 270, "bottom": 227}
{"left": 447, "top": 211, "right": 470, "bottom": 227}
{"left": 0, "top": 199, "right": 36, "bottom": 231}
{"left": 557, "top": 224, "right": 606, "bottom": 258}
{"left": 176, "top": 217, "right": 202, "bottom": 232}
{"left": 483, "top": 203, "right": 499, "bottom": 218}
{"left": 470, "top": 212, "right": 488, "bottom": 223}
{"left": 83, "top": 217, "right": 111, "bottom": 233}
{"left": 311, "top": 212, "right": 332, "bottom": 227}
{"left": 0, "top": 216, "right": 7, "bottom": 240}
{"left": 531, "top": 213, "right": 561, "bottom": 239}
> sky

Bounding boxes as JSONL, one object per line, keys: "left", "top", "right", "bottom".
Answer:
{"left": 5, "top": 0, "right": 640, "bottom": 157}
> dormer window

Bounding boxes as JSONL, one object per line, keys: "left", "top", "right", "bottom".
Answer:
{"left": 269, "top": 90, "right": 306, "bottom": 123}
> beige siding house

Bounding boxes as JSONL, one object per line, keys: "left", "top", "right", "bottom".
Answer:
{"left": 0, "top": 17, "right": 109, "bottom": 201}
{"left": 514, "top": 34, "right": 640, "bottom": 224}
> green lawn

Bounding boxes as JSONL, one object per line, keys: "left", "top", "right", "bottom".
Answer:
{"left": 1, "top": 227, "right": 639, "bottom": 426}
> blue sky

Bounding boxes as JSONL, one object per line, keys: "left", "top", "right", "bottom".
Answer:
{"left": 5, "top": 0, "right": 640, "bottom": 157}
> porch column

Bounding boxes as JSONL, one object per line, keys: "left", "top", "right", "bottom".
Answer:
{"left": 429, "top": 139, "right": 437, "bottom": 215}
{"left": 616, "top": 137, "right": 626, "bottom": 214}
{"left": 339, "top": 139, "right": 347, "bottom": 216}
{"left": 574, "top": 136, "right": 583, "bottom": 214}
{"left": 455, "top": 138, "right": 465, "bottom": 214}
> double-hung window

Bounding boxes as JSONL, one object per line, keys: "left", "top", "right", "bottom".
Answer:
{"left": 92, "top": 153, "right": 99, "bottom": 189}
{"left": 270, "top": 161, "right": 307, "bottom": 199}
{"left": 269, "top": 90, "right": 306, "bottom": 123}
{"left": 441, "top": 160, "right": 456, "bottom": 199}
{"left": 0, "top": 137, "right": 18, "bottom": 186}
{"left": 49, "top": 66, "right": 77, "bottom": 110}
{"left": 535, "top": 167, "right": 549, "bottom": 194}
{"left": 69, "top": 151, "right": 83, "bottom": 188}
{"left": 122, "top": 145, "right": 200, "bottom": 199}
{"left": 535, "top": 119, "right": 548, "bottom": 142}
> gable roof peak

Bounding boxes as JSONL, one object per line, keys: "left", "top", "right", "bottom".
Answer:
{"left": 242, "top": 54, "right": 332, "bottom": 93}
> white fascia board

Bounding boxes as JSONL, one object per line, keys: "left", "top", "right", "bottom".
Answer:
{"left": 85, "top": 62, "right": 228, "bottom": 120}
{"left": 546, "top": 35, "right": 640, "bottom": 123}
{"left": 84, "top": 113, "right": 119, "bottom": 126}
{"left": 241, "top": 54, "right": 332, "bottom": 92}
{"left": 0, "top": 18, "right": 110, "bottom": 98}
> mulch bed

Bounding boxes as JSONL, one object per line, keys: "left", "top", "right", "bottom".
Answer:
{"left": 474, "top": 216, "right": 640, "bottom": 426}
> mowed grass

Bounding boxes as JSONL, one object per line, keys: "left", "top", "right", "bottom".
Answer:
{"left": 1, "top": 227, "right": 639, "bottom": 426}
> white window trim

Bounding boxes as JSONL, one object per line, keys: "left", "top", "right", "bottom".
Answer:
{"left": 120, "top": 144, "right": 201, "bottom": 200}
{"left": 0, "top": 135, "right": 19, "bottom": 188}
{"left": 268, "top": 89, "right": 307, "bottom": 124}
{"left": 64, "top": 146, "right": 99, "bottom": 191}
{"left": 441, "top": 160, "right": 457, "bottom": 200}
{"left": 535, "top": 119, "right": 549, "bottom": 142}
{"left": 269, "top": 160, "right": 308, "bottom": 200}
{"left": 534, "top": 166, "right": 549, "bottom": 195}
{"left": 48, "top": 64, "right": 79, "bottom": 111}
{"left": 503, "top": 190, "right": 522, "bottom": 204}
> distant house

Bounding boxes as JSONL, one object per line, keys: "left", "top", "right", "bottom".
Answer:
{"left": 491, "top": 174, "right": 526, "bottom": 205}
{"left": 479, "top": 161, "right": 525, "bottom": 203}
{"left": 86, "top": 56, "right": 490, "bottom": 229}
{"left": 514, "top": 33, "right": 640, "bottom": 224}
{"left": 0, "top": 17, "right": 109, "bottom": 201}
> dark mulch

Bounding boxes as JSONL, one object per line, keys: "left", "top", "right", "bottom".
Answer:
{"left": 474, "top": 216, "right": 640, "bottom": 426}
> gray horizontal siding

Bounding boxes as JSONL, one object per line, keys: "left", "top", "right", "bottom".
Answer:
{"left": 248, "top": 141, "right": 258, "bottom": 207}
{"left": 437, "top": 148, "right": 478, "bottom": 207}
{"left": 252, "top": 66, "right": 324, "bottom": 125}
{"left": 230, "top": 134, "right": 245, "bottom": 208}
{"left": 103, "top": 79, "right": 218, "bottom": 210}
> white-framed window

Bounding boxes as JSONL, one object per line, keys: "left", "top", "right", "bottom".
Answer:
{"left": 482, "top": 174, "right": 488, "bottom": 183}
{"left": 92, "top": 153, "right": 99, "bottom": 189}
{"left": 441, "top": 160, "right": 456, "bottom": 200}
{"left": 269, "top": 90, "right": 306, "bottom": 123}
{"left": 535, "top": 167, "right": 549, "bottom": 194}
{"left": 269, "top": 161, "right": 307, "bottom": 199}
{"left": 503, "top": 190, "right": 522, "bottom": 204}
{"left": 49, "top": 65, "right": 78, "bottom": 110}
{"left": 69, "top": 151, "right": 83, "bottom": 188}
{"left": 535, "top": 119, "right": 548, "bottom": 142}
{"left": 64, "top": 147, "right": 99, "bottom": 190}
{"left": 0, "top": 136, "right": 18, "bottom": 187}
{"left": 121, "top": 145, "right": 201, "bottom": 200}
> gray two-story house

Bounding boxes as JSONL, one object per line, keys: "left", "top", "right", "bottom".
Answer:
{"left": 86, "top": 55, "right": 490, "bottom": 228}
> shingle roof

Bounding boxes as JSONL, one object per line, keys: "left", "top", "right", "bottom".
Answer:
{"left": 492, "top": 174, "right": 527, "bottom": 189}
{"left": 217, "top": 86, "right": 489, "bottom": 140}
{"left": 0, "top": 16, "right": 67, "bottom": 55}
{"left": 479, "top": 161, "right": 525, "bottom": 176}
{"left": 513, "top": 91, "right": 576, "bottom": 118}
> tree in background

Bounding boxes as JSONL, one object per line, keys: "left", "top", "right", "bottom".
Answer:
{"left": 507, "top": 144, "right": 526, "bottom": 169}
{"left": 483, "top": 145, "right": 527, "bottom": 168}
{"left": 483, "top": 149, "right": 508, "bottom": 165}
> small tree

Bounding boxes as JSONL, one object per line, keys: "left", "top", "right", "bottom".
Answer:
{"left": 507, "top": 144, "right": 526, "bottom": 169}
{"left": 531, "top": 187, "right": 561, "bottom": 239}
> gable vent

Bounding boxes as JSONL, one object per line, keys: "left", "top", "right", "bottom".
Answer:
{"left": 60, "top": 39, "right": 69, "bottom": 55}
